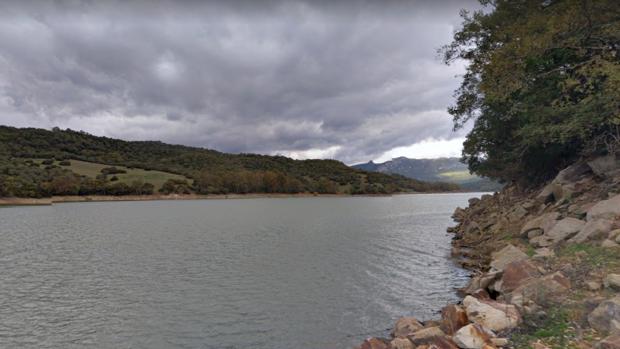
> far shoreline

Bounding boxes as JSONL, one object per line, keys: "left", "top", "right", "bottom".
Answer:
{"left": 0, "top": 191, "right": 483, "bottom": 207}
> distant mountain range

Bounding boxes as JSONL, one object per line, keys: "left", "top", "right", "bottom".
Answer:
{"left": 352, "top": 157, "right": 503, "bottom": 192}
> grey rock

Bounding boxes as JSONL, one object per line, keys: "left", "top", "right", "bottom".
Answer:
{"left": 604, "top": 274, "right": 620, "bottom": 291}
{"left": 490, "top": 245, "right": 528, "bottom": 272}
{"left": 569, "top": 219, "right": 615, "bottom": 244}
{"left": 588, "top": 194, "right": 620, "bottom": 221}
{"left": 520, "top": 212, "right": 560, "bottom": 237}
{"left": 530, "top": 217, "right": 585, "bottom": 247}
{"left": 588, "top": 155, "right": 620, "bottom": 178}
{"left": 588, "top": 296, "right": 620, "bottom": 334}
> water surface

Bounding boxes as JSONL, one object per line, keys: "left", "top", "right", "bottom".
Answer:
{"left": 0, "top": 194, "right": 476, "bottom": 348}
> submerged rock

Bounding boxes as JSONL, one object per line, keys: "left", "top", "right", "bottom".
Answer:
{"left": 356, "top": 337, "right": 390, "bottom": 349}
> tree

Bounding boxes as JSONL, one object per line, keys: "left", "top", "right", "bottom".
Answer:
{"left": 443, "top": 0, "right": 620, "bottom": 183}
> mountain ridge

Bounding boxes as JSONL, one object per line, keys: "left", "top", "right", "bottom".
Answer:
{"left": 352, "top": 157, "right": 502, "bottom": 192}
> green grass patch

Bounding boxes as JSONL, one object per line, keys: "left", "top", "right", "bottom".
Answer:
{"left": 557, "top": 243, "right": 620, "bottom": 268}
{"left": 511, "top": 308, "right": 575, "bottom": 349}
{"left": 438, "top": 170, "right": 476, "bottom": 181}
{"left": 34, "top": 159, "right": 189, "bottom": 191}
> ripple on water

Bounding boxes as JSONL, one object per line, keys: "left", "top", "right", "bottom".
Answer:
{"left": 0, "top": 193, "right": 477, "bottom": 349}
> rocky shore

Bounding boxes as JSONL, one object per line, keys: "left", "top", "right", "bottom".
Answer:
{"left": 355, "top": 155, "right": 620, "bottom": 349}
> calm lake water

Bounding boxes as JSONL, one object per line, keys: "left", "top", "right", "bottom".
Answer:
{"left": 0, "top": 194, "right": 478, "bottom": 349}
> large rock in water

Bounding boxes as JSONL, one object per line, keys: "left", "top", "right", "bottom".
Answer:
{"left": 463, "top": 296, "right": 521, "bottom": 332}
{"left": 588, "top": 194, "right": 620, "bottom": 221}
{"left": 520, "top": 212, "right": 560, "bottom": 237}
{"left": 489, "top": 244, "right": 528, "bottom": 271}
{"left": 392, "top": 317, "right": 424, "bottom": 338}
{"left": 530, "top": 217, "right": 585, "bottom": 247}
{"left": 588, "top": 296, "right": 620, "bottom": 334}
{"left": 569, "top": 219, "right": 615, "bottom": 243}
{"left": 453, "top": 324, "right": 494, "bottom": 349}
{"left": 356, "top": 337, "right": 390, "bottom": 349}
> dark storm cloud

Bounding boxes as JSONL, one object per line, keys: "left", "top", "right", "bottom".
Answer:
{"left": 0, "top": 0, "right": 477, "bottom": 163}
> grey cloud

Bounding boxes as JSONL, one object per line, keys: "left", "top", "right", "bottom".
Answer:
{"left": 0, "top": 0, "right": 478, "bottom": 164}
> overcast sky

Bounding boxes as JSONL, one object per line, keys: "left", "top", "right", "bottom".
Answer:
{"left": 0, "top": 0, "right": 478, "bottom": 164}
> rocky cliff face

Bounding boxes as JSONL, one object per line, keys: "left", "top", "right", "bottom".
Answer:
{"left": 355, "top": 155, "right": 620, "bottom": 349}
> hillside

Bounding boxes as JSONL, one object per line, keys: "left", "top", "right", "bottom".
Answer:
{"left": 0, "top": 126, "right": 460, "bottom": 198}
{"left": 353, "top": 157, "right": 502, "bottom": 192}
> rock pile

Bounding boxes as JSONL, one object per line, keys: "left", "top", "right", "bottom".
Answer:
{"left": 355, "top": 156, "right": 620, "bottom": 349}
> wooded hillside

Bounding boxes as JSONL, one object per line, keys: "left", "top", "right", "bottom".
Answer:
{"left": 0, "top": 126, "right": 460, "bottom": 197}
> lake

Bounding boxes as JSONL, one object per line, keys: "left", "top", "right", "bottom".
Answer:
{"left": 0, "top": 194, "right": 477, "bottom": 348}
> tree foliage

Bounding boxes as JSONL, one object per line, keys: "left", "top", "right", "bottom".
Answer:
{"left": 443, "top": 0, "right": 620, "bottom": 183}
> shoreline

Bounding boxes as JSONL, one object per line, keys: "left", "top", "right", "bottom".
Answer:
{"left": 354, "top": 158, "right": 620, "bottom": 349}
{"left": 0, "top": 191, "right": 484, "bottom": 207}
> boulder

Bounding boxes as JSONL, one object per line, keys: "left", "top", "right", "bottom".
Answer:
{"left": 602, "top": 239, "right": 620, "bottom": 248}
{"left": 588, "top": 155, "right": 620, "bottom": 178}
{"left": 464, "top": 272, "right": 502, "bottom": 294}
{"left": 508, "top": 205, "right": 528, "bottom": 222}
{"left": 588, "top": 296, "right": 620, "bottom": 334}
{"left": 569, "top": 219, "right": 615, "bottom": 244}
{"left": 357, "top": 337, "right": 390, "bottom": 349}
{"left": 392, "top": 317, "right": 424, "bottom": 338}
{"left": 532, "top": 247, "right": 555, "bottom": 260}
{"left": 530, "top": 217, "right": 585, "bottom": 247}
{"left": 509, "top": 272, "right": 571, "bottom": 308}
{"left": 453, "top": 324, "right": 494, "bottom": 349}
{"left": 537, "top": 184, "right": 555, "bottom": 203}
{"left": 555, "top": 162, "right": 592, "bottom": 183}
{"left": 463, "top": 296, "right": 521, "bottom": 332}
{"left": 586, "top": 281, "right": 602, "bottom": 291}
{"left": 604, "top": 274, "right": 620, "bottom": 291}
{"left": 610, "top": 229, "right": 620, "bottom": 240}
{"left": 588, "top": 194, "right": 620, "bottom": 221}
{"left": 453, "top": 207, "right": 467, "bottom": 222}
{"left": 520, "top": 212, "right": 560, "bottom": 237}
{"left": 489, "top": 245, "right": 528, "bottom": 272}
{"left": 390, "top": 337, "right": 414, "bottom": 349}
{"left": 499, "top": 260, "right": 542, "bottom": 293}
{"left": 441, "top": 304, "right": 469, "bottom": 335}
{"left": 408, "top": 327, "right": 445, "bottom": 346}
{"left": 423, "top": 337, "right": 460, "bottom": 349}
{"left": 598, "top": 334, "right": 620, "bottom": 349}
{"left": 490, "top": 338, "right": 509, "bottom": 347}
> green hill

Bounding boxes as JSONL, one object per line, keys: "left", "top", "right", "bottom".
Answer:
{"left": 0, "top": 126, "right": 460, "bottom": 198}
